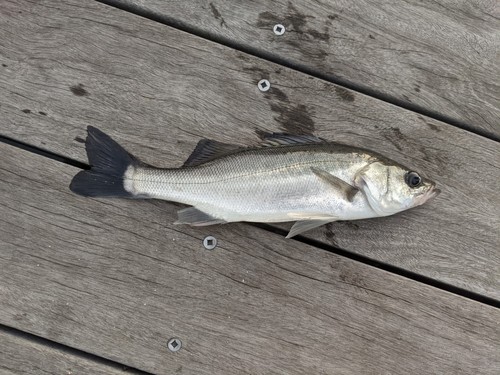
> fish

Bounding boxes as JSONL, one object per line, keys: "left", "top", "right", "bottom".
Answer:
{"left": 70, "top": 126, "right": 440, "bottom": 238}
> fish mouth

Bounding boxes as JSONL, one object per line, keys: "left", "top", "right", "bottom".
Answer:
{"left": 429, "top": 187, "right": 441, "bottom": 199}
{"left": 416, "top": 186, "right": 440, "bottom": 206}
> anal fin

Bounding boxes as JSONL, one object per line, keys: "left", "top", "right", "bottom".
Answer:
{"left": 175, "top": 207, "right": 227, "bottom": 226}
{"left": 286, "top": 219, "right": 335, "bottom": 239}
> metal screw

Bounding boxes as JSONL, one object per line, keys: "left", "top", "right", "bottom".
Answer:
{"left": 273, "top": 24, "right": 285, "bottom": 36}
{"left": 167, "top": 338, "right": 182, "bottom": 352}
{"left": 203, "top": 235, "right": 217, "bottom": 250}
{"left": 258, "top": 79, "right": 270, "bottom": 92}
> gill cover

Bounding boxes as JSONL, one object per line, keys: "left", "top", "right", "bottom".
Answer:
{"left": 354, "top": 161, "right": 431, "bottom": 216}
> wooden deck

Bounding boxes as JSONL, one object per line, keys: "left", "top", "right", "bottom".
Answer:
{"left": 0, "top": 0, "right": 498, "bottom": 374}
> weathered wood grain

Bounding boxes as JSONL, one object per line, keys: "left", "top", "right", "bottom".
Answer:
{"left": 107, "top": 0, "right": 500, "bottom": 138}
{"left": 0, "top": 329, "right": 134, "bottom": 375}
{"left": 1, "top": 142, "right": 500, "bottom": 374}
{"left": 1, "top": 0, "right": 499, "bottom": 298}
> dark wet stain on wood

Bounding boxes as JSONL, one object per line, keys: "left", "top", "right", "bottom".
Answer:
{"left": 261, "top": 88, "right": 317, "bottom": 133}
{"left": 390, "top": 127, "right": 405, "bottom": 140}
{"left": 324, "top": 223, "right": 339, "bottom": 247}
{"left": 307, "top": 29, "right": 330, "bottom": 42}
{"left": 335, "top": 87, "right": 355, "bottom": 102}
{"left": 339, "top": 270, "right": 366, "bottom": 288}
{"left": 258, "top": 3, "right": 328, "bottom": 43}
{"left": 235, "top": 52, "right": 250, "bottom": 62}
{"left": 265, "top": 87, "right": 289, "bottom": 102}
{"left": 21, "top": 109, "right": 31, "bottom": 114}
{"left": 418, "top": 144, "right": 449, "bottom": 170}
{"left": 270, "top": 103, "right": 315, "bottom": 135}
{"left": 13, "top": 312, "right": 27, "bottom": 321}
{"left": 74, "top": 136, "right": 86, "bottom": 143}
{"left": 285, "top": 3, "right": 312, "bottom": 33}
{"left": 38, "top": 111, "right": 47, "bottom": 116}
{"left": 209, "top": 2, "right": 227, "bottom": 27}
{"left": 426, "top": 122, "right": 441, "bottom": 132}
{"left": 382, "top": 127, "right": 405, "bottom": 151}
{"left": 70, "top": 83, "right": 88, "bottom": 96}
{"left": 243, "top": 66, "right": 270, "bottom": 80}
{"left": 256, "top": 11, "right": 279, "bottom": 27}
{"left": 312, "top": 49, "right": 328, "bottom": 60}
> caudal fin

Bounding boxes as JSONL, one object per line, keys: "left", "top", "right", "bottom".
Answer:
{"left": 70, "top": 126, "right": 139, "bottom": 198}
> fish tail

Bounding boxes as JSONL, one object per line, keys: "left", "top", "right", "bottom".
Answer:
{"left": 70, "top": 126, "right": 140, "bottom": 198}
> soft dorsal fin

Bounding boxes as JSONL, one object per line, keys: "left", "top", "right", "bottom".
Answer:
{"left": 183, "top": 139, "right": 242, "bottom": 167}
{"left": 259, "top": 133, "right": 327, "bottom": 147}
{"left": 184, "top": 133, "right": 327, "bottom": 167}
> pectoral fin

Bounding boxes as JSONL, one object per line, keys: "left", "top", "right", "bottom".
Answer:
{"left": 311, "top": 167, "right": 359, "bottom": 202}
{"left": 286, "top": 219, "right": 336, "bottom": 238}
{"left": 175, "top": 207, "right": 227, "bottom": 226}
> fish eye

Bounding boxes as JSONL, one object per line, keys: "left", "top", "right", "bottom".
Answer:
{"left": 405, "top": 171, "right": 422, "bottom": 188}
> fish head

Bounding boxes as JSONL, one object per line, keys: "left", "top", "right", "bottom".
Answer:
{"left": 354, "top": 161, "right": 440, "bottom": 216}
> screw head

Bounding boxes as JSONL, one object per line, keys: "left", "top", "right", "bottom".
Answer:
{"left": 258, "top": 79, "right": 271, "bottom": 92}
{"left": 203, "top": 236, "right": 217, "bottom": 250}
{"left": 273, "top": 24, "right": 285, "bottom": 36}
{"left": 167, "top": 338, "right": 182, "bottom": 352}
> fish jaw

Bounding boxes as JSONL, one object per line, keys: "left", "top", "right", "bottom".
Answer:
{"left": 414, "top": 185, "right": 441, "bottom": 207}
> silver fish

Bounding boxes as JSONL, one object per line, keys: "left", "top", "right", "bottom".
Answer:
{"left": 70, "top": 127, "right": 440, "bottom": 238}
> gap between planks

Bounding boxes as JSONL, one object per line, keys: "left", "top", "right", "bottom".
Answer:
{"left": 1, "top": 134, "right": 498, "bottom": 309}
{"left": 0, "top": 323, "right": 151, "bottom": 375}
{"left": 96, "top": 0, "right": 500, "bottom": 143}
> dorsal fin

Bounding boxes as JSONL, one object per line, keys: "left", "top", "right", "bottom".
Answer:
{"left": 183, "top": 139, "right": 241, "bottom": 167}
{"left": 184, "top": 133, "right": 327, "bottom": 167}
{"left": 259, "top": 133, "right": 327, "bottom": 147}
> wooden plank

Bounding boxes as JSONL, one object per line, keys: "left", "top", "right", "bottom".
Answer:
{"left": 0, "top": 0, "right": 499, "bottom": 299}
{"left": 107, "top": 0, "right": 500, "bottom": 138}
{"left": 1, "top": 143, "right": 500, "bottom": 375}
{"left": 0, "top": 330, "right": 132, "bottom": 375}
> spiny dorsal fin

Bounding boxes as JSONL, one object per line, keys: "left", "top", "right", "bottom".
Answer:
{"left": 311, "top": 167, "right": 359, "bottom": 202}
{"left": 259, "top": 133, "right": 327, "bottom": 147}
{"left": 183, "top": 139, "right": 242, "bottom": 167}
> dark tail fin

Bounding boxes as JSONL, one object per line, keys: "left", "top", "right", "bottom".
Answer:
{"left": 70, "top": 126, "right": 139, "bottom": 198}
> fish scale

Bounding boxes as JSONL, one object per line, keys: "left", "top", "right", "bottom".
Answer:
{"left": 132, "top": 147, "right": 374, "bottom": 223}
